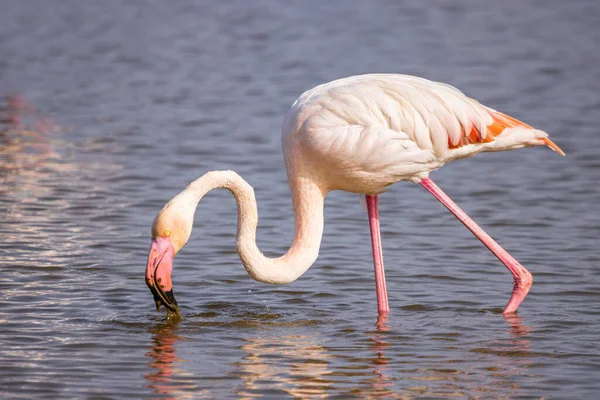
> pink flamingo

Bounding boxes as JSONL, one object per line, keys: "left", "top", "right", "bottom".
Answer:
{"left": 145, "top": 74, "right": 564, "bottom": 317}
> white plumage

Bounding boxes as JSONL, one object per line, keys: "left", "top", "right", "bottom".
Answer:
{"left": 283, "top": 74, "right": 555, "bottom": 190}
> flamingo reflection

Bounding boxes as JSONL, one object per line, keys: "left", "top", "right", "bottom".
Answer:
{"left": 145, "top": 324, "right": 188, "bottom": 400}
{"left": 366, "top": 313, "right": 536, "bottom": 398}
{"left": 233, "top": 332, "right": 333, "bottom": 398}
{"left": 409, "top": 314, "right": 534, "bottom": 397}
{"left": 366, "top": 314, "right": 396, "bottom": 397}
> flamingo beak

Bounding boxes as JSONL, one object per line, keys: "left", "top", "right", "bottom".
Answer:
{"left": 145, "top": 237, "right": 178, "bottom": 313}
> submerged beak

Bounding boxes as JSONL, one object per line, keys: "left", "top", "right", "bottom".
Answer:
{"left": 145, "top": 237, "right": 178, "bottom": 313}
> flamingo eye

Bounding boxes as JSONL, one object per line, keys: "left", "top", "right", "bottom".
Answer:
{"left": 163, "top": 229, "right": 171, "bottom": 237}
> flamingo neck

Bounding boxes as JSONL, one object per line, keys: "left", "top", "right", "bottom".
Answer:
{"left": 187, "top": 170, "right": 325, "bottom": 284}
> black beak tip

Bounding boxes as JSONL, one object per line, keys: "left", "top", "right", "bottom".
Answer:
{"left": 149, "top": 285, "right": 178, "bottom": 313}
{"left": 165, "top": 290, "right": 178, "bottom": 307}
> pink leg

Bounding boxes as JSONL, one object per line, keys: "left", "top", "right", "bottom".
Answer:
{"left": 366, "top": 195, "right": 390, "bottom": 315}
{"left": 419, "top": 178, "right": 532, "bottom": 314}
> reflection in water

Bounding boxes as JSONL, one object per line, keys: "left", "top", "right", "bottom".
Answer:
{"left": 376, "top": 313, "right": 389, "bottom": 332}
{"left": 231, "top": 315, "right": 394, "bottom": 398}
{"left": 3, "top": 94, "right": 54, "bottom": 133}
{"left": 144, "top": 317, "right": 336, "bottom": 398}
{"left": 142, "top": 314, "right": 537, "bottom": 398}
{"left": 0, "top": 94, "right": 55, "bottom": 175}
{"left": 364, "top": 314, "right": 536, "bottom": 398}
{"left": 505, "top": 314, "right": 533, "bottom": 338}
{"left": 145, "top": 324, "right": 179, "bottom": 396}
{"left": 366, "top": 315, "right": 396, "bottom": 398}
{"left": 460, "top": 315, "right": 535, "bottom": 398}
{"left": 234, "top": 332, "right": 333, "bottom": 398}
{"left": 145, "top": 322, "right": 198, "bottom": 400}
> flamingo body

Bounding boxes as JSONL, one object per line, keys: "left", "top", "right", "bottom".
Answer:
{"left": 145, "top": 74, "right": 563, "bottom": 318}
{"left": 282, "top": 74, "right": 557, "bottom": 194}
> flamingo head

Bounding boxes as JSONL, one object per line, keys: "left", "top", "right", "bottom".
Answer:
{"left": 145, "top": 194, "right": 195, "bottom": 314}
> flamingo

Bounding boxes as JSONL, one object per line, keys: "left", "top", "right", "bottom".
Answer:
{"left": 145, "top": 74, "right": 564, "bottom": 318}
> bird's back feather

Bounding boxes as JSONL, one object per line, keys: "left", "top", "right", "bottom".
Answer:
{"left": 282, "top": 74, "right": 562, "bottom": 191}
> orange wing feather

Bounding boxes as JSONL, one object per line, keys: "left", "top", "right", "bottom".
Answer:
{"left": 448, "top": 110, "right": 565, "bottom": 156}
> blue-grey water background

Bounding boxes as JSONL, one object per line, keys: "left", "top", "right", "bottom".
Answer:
{"left": 2, "top": 1, "right": 600, "bottom": 398}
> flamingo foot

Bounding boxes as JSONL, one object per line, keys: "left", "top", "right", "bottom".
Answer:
{"left": 503, "top": 270, "right": 533, "bottom": 315}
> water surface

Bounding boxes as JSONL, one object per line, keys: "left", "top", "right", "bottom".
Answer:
{"left": 2, "top": 1, "right": 600, "bottom": 398}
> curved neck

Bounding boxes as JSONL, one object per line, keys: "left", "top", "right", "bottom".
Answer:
{"left": 187, "top": 170, "right": 325, "bottom": 284}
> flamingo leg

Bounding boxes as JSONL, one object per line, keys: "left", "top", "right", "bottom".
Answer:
{"left": 419, "top": 178, "right": 532, "bottom": 315}
{"left": 366, "top": 195, "right": 390, "bottom": 315}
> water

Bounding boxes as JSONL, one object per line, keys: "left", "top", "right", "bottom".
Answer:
{"left": 2, "top": 1, "right": 600, "bottom": 398}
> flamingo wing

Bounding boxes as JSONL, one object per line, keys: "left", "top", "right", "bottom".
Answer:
{"left": 484, "top": 109, "right": 565, "bottom": 155}
{"left": 291, "top": 74, "right": 564, "bottom": 164}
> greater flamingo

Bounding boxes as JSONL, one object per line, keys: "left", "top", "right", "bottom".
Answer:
{"left": 145, "top": 74, "right": 564, "bottom": 317}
